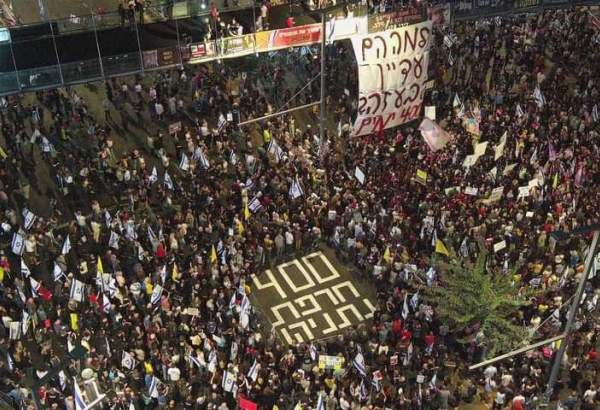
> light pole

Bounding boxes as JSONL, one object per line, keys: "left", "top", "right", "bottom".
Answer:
{"left": 542, "top": 227, "right": 600, "bottom": 405}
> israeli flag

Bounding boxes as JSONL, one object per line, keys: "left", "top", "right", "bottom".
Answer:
{"left": 402, "top": 293, "right": 410, "bottom": 320}
{"left": 289, "top": 177, "right": 304, "bottom": 199}
{"left": 102, "top": 294, "right": 112, "bottom": 314}
{"left": 151, "top": 284, "right": 163, "bottom": 306}
{"left": 194, "top": 147, "right": 210, "bottom": 169}
{"left": 70, "top": 279, "right": 85, "bottom": 302}
{"left": 73, "top": 378, "right": 87, "bottom": 410}
{"left": 22, "top": 208, "right": 37, "bottom": 231}
{"left": 353, "top": 352, "right": 366, "bottom": 377}
{"left": 62, "top": 235, "right": 71, "bottom": 255}
{"left": 267, "top": 139, "right": 285, "bottom": 162}
{"left": 309, "top": 344, "right": 318, "bottom": 361}
{"left": 58, "top": 370, "right": 67, "bottom": 391}
{"left": 122, "top": 351, "right": 137, "bottom": 370}
{"left": 410, "top": 291, "right": 419, "bottom": 311}
{"left": 179, "top": 153, "right": 190, "bottom": 172}
{"left": 359, "top": 379, "right": 367, "bottom": 401}
{"left": 164, "top": 171, "right": 174, "bottom": 190}
{"left": 149, "top": 166, "right": 158, "bottom": 185}
{"left": 189, "top": 354, "right": 205, "bottom": 369}
{"left": 516, "top": 104, "right": 524, "bottom": 118}
{"left": 104, "top": 210, "right": 113, "bottom": 228}
{"left": 247, "top": 358, "right": 259, "bottom": 381}
{"left": 533, "top": 85, "right": 545, "bottom": 108}
{"left": 21, "top": 260, "right": 31, "bottom": 278}
{"left": 11, "top": 232, "right": 25, "bottom": 256}
{"left": 148, "top": 375, "right": 161, "bottom": 398}
{"left": 316, "top": 392, "right": 325, "bottom": 410}
{"left": 108, "top": 231, "right": 120, "bottom": 250}
{"left": 248, "top": 196, "right": 263, "bottom": 213}
{"left": 229, "top": 150, "right": 238, "bottom": 166}
{"left": 7, "top": 352, "right": 14, "bottom": 372}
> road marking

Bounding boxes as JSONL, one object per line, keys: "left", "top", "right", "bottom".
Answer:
{"left": 289, "top": 321, "right": 314, "bottom": 342}
{"left": 322, "top": 313, "right": 338, "bottom": 335}
{"left": 252, "top": 270, "right": 287, "bottom": 299}
{"left": 314, "top": 288, "right": 340, "bottom": 305}
{"left": 295, "top": 294, "right": 322, "bottom": 316}
{"left": 336, "top": 304, "right": 364, "bottom": 329}
{"left": 362, "top": 298, "right": 376, "bottom": 319}
{"left": 332, "top": 281, "right": 360, "bottom": 303}
{"left": 301, "top": 251, "right": 340, "bottom": 284}
{"left": 271, "top": 301, "right": 300, "bottom": 329}
{"left": 278, "top": 259, "right": 315, "bottom": 292}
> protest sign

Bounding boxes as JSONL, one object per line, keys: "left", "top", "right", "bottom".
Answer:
{"left": 352, "top": 21, "right": 432, "bottom": 136}
{"left": 419, "top": 118, "right": 449, "bottom": 151}
{"left": 318, "top": 355, "right": 345, "bottom": 370}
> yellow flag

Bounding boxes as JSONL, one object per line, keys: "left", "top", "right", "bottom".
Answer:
{"left": 172, "top": 264, "right": 179, "bottom": 281}
{"left": 146, "top": 281, "right": 153, "bottom": 295}
{"left": 210, "top": 245, "right": 218, "bottom": 264}
{"left": 552, "top": 173, "right": 558, "bottom": 188}
{"left": 435, "top": 240, "right": 450, "bottom": 256}
{"left": 144, "top": 361, "right": 153, "bottom": 374}
{"left": 97, "top": 257, "right": 104, "bottom": 275}
{"left": 70, "top": 313, "right": 79, "bottom": 331}
{"left": 416, "top": 169, "right": 428, "bottom": 184}
{"left": 237, "top": 220, "right": 244, "bottom": 236}
{"left": 383, "top": 246, "right": 392, "bottom": 263}
{"left": 0, "top": 146, "right": 7, "bottom": 160}
{"left": 244, "top": 203, "right": 250, "bottom": 220}
{"left": 0, "top": 266, "right": 4, "bottom": 282}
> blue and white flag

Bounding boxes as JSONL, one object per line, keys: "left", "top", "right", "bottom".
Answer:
{"left": 6, "top": 352, "right": 14, "bottom": 372}
{"left": 359, "top": 379, "right": 367, "bottom": 401}
{"left": 516, "top": 104, "right": 524, "bottom": 118}
{"left": 73, "top": 378, "right": 87, "bottom": 410}
{"left": 240, "top": 295, "right": 251, "bottom": 329}
{"left": 54, "top": 263, "right": 66, "bottom": 282}
{"left": 102, "top": 294, "right": 112, "bottom": 314}
{"left": 164, "top": 171, "right": 174, "bottom": 190}
{"left": 121, "top": 351, "right": 137, "bottom": 370}
{"left": 248, "top": 195, "right": 263, "bottom": 213}
{"left": 267, "top": 139, "right": 285, "bottom": 162}
{"left": 58, "top": 370, "right": 67, "bottom": 391}
{"left": 108, "top": 231, "right": 120, "bottom": 250}
{"left": 402, "top": 293, "right": 409, "bottom": 320}
{"left": 104, "top": 210, "right": 112, "bottom": 228}
{"left": 148, "top": 375, "right": 161, "bottom": 398}
{"left": 151, "top": 284, "right": 163, "bottom": 306}
{"left": 189, "top": 354, "right": 205, "bottom": 369}
{"left": 229, "top": 150, "right": 238, "bottom": 166}
{"left": 149, "top": 166, "right": 158, "bottom": 185}
{"left": 62, "top": 235, "right": 71, "bottom": 255}
{"left": 179, "top": 153, "right": 190, "bottom": 172}
{"left": 410, "top": 291, "right": 419, "bottom": 311}
{"left": 429, "top": 373, "right": 437, "bottom": 389}
{"left": 21, "top": 260, "right": 31, "bottom": 278}
{"left": 353, "top": 352, "right": 366, "bottom": 377}
{"left": 533, "top": 85, "right": 545, "bottom": 108}
{"left": 70, "top": 279, "right": 85, "bottom": 302}
{"left": 29, "top": 277, "right": 41, "bottom": 297}
{"left": 11, "top": 232, "right": 25, "bottom": 256}
{"left": 289, "top": 177, "right": 304, "bottom": 199}
{"left": 222, "top": 370, "right": 236, "bottom": 393}
{"left": 22, "top": 208, "right": 37, "bottom": 231}
{"left": 309, "top": 344, "right": 318, "bottom": 361}
{"left": 194, "top": 147, "right": 210, "bottom": 169}
{"left": 247, "top": 358, "right": 259, "bottom": 381}
{"left": 316, "top": 392, "right": 325, "bottom": 410}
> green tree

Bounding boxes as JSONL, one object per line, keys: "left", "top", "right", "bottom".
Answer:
{"left": 427, "top": 252, "right": 529, "bottom": 359}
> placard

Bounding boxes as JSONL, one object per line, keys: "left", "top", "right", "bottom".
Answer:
{"left": 352, "top": 21, "right": 433, "bottom": 136}
{"left": 318, "top": 355, "right": 345, "bottom": 370}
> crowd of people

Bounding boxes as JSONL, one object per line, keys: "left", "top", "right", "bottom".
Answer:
{"left": 0, "top": 3, "right": 599, "bottom": 410}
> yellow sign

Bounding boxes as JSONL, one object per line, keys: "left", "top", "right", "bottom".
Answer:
{"left": 318, "top": 355, "right": 345, "bottom": 370}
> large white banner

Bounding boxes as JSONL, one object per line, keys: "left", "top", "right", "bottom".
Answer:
{"left": 352, "top": 21, "right": 432, "bottom": 136}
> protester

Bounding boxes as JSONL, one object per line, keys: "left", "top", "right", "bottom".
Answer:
{"left": 0, "top": 5, "right": 599, "bottom": 410}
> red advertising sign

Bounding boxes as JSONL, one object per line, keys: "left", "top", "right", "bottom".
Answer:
{"left": 270, "top": 24, "right": 322, "bottom": 48}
